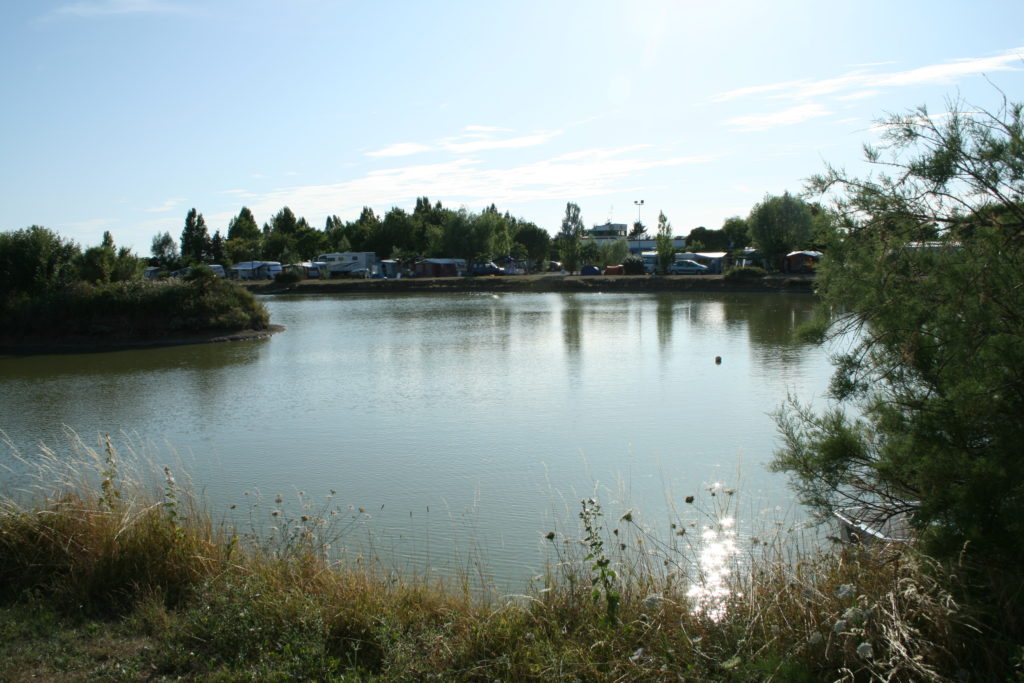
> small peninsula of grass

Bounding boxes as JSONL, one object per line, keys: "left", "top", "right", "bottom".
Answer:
{"left": 0, "top": 271, "right": 274, "bottom": 352}
{"left": 0, "top": 227, "right": 275, "bottom": 352}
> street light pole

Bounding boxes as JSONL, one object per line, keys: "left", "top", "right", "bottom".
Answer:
{"left": 633, "top": 200, "right": 644, "bottom": 253}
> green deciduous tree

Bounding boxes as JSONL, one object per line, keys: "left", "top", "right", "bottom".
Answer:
{"left": 345, "top": 207, "right": 381, "bottom": 252}
{"left": 80, "top": 231, "right": 117, "bottom": 283}
{"left": 746, "top": 192, "right": 812, "bottom": 270}
{"left": 579, "top": 238, "right": 599, "bottom": 266}
{"left": 655, "top": 211, "right": 673, "bottom": 274}
{"left": 0, "top": 226, "right": 81, "bottom": 300}
{"left": 686, "top": 226, "right": 730, "bottom": 252}
{"left": 597, "top": 239, "right": 629, "bottom": 268}
{"left": 772, "top": 96, "right": 1024, "bottom": 588}
{"left": 513, "top": 221, "right": 550, "bottom": 271}
{"left": 150, "top": 231, "right": 179, "bottom": 270}
{"left": 557, "top": 202, "right": 584, "bottom": 273}
{"left": 721, "top": 216, "right": 749, "bottom": 250}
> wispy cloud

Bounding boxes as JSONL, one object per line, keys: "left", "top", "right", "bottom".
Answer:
{"left": 715, "top": 48, "right": 1023, "bottom": 105}
{"left": 51, "top": 0, "right": 191, "bottom": 17}
{"left": 715, "top": 48, "right": 1024, "bottom": 131}
{"left": 246, "top": 147, "right": 716, "bottom": 226}
{"left": 366, "top": 142, "right": 434, "bottom": 158}
{"left": 442, "top": 131, "right": 563, "bottom": 154}
{"left": 836, "top": 90, "right": 882, "bottom": 102}
{"left": 724, "top": 104, "right": 832, "bottom": 132}
{"left": 365, "top": 127, "right": 562, "bottom": 158}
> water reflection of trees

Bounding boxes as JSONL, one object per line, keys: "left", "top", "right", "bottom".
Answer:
{"left": 0, "top": 340, "right": 264, "bottom": 462}
{"left": 720, "top": 293, "right": 818, "bottom": 367}
{"left": 561, "top": 299, "right": 583, "bottom": 353}
{"left": 656, "top": 294, "right": 675, "bottom": 349}
{"left": 554, "top": 293, "right": 818, "bottom": 362}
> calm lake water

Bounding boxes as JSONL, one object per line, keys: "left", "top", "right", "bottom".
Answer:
{"left": 0, "top": 291, "right": 835, "bottom": 589}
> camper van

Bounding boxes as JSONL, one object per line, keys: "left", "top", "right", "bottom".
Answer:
{"left": 318, "top": 252, "right": 377, "bottom": 278}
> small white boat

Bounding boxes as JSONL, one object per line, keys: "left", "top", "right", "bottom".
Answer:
{"left": 833, "top": 505, "right": 912, "bottom": 544}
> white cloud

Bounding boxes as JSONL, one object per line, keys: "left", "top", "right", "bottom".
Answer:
{"left": 872, "top": 52, "right": 1022, "bottom": 87}
{"left": 442, "top": 130, "right": 562, "bottom": 154}
{"left": 724, "top": 104, "right": 832, "bottom": 132}
{"left": 713, "top": 48, "right": 1024, "bottom": 106}
{"left": 245, "top": 147, "right": 716, "bottom": 227}
{"left": 365, "top": 142, "right": 434, "bottom": 158}
{"left": 836, "top": 90, "right": 882, "bottom": 101}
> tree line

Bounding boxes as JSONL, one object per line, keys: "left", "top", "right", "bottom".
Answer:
{"left": 152, "top": 192, "right": 836, "bottom": 275}
{"left": 1, "top": 187, "right": 833, "bottom": 303}
{"left": 150, "top": 199, "right": 554, "bottom": 273}
{"left": 0, "top": 227, "right": 142, "bottom": 303}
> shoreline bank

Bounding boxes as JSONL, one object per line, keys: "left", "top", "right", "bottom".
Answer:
{"left": 0, "top": 324, "right": 285, "bottom": 355}
{"left": 242, "top": 273, "right": 816, "bottom": 296}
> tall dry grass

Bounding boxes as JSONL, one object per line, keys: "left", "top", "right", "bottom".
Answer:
{"left": 0, "top": 431, "right": 1010, "bottom": 680}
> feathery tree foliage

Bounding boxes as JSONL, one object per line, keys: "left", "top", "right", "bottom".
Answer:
{"left": 773, "top": 96, "right": 1024, "bottom": 588}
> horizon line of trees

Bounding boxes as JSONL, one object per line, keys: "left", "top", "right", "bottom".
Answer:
{"left": 2, "top": 190, "right": 838, "bottom": 289}
{"left": 150, "top": 192, "right": 836, "bottom": 275}
{"left": 150, "top": 199, "right": 555, "bottom": 274}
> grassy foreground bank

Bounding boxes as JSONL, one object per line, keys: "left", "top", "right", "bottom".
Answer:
{"left": 0, "top": 436, "right": 1010, "bottom": 681}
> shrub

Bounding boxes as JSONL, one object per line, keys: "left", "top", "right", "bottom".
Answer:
{"left": 724, "top": 266, "right": 767, "bottom": 280}
{"left": 622, "top": 254, "right": 646, "bottom": 275}
{"left": 275, "top": 269, "right": 303, "bottom": 285}
{"left": 0, "top": 277, "right": 269, "bottom": 341}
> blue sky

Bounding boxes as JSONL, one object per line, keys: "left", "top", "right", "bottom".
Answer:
{"left": 3, "top": 0, "right": 1023, "bottom": 252}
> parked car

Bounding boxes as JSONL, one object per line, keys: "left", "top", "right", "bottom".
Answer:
{"left": 580, "top": 265, "right": 601, "bottom": 276}
{"left": 548, "top": 260, "right": 563, "bottom": 272}
{"left": 603, "top": 265, "right": 624, "bottom": 275}
{"left": 669, "top": 259, "right": 708, "bottom": 275}
{"left": 471, "top": 261, "right": 505, "bottom": 276}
